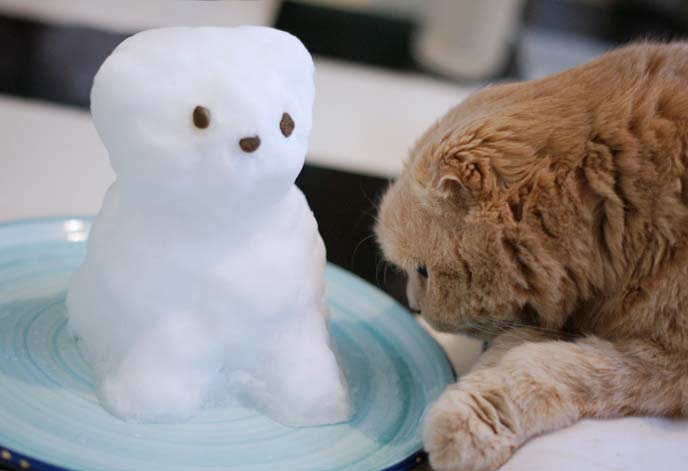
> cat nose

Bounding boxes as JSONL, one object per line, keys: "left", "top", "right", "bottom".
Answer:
{"left": 239, "top": 135, "right": 261, "bottom": 153}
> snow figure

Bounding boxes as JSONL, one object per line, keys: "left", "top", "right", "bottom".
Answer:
{"left": 66, "top": 27, "right": 351, "bottom": 426}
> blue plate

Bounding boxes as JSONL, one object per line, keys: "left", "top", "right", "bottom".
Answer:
{"left": 0, "top": 217, "right": 453, "bottom": 471}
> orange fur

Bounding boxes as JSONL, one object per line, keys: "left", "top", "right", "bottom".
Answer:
{"left": 375, "top": 42, "right": 688, "bottom": 470}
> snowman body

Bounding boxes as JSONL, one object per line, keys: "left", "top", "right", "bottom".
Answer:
{"left": 66, "top": 27, "right": 351, "bottom": 426}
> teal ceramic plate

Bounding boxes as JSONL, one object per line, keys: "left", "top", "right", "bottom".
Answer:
{"left": 0, "top": 217, "right": 453, "bottom": 471}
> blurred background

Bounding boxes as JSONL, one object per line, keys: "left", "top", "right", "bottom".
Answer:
{"left": 1, "top": 0, "right": 687, "bottom": 374}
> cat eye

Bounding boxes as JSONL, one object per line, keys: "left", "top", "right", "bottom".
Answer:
{"left": 417, "top": 266, "right": 428, "bottom": 279}
{"left": 280, "top": 112, "right": 295, "bottom": 137}
{"left": 193, "top": 106, "right": 211, "bottom": 129}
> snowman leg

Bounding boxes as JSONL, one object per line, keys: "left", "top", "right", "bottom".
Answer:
{"left": 98, "top": 316, "right": 218, "bottom": 422}
{"left": 266, "top": 331, "right": 351, "bottom": 427}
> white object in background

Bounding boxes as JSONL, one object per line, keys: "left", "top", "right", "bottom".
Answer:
{"left": 66, "top": 27, "right": 351, "bottom": 426}
{"left": 414, "top": 0, "right": 525, "bottom": 80}
{"left": 0, "top": 96, "right": 114, "bottom": 221}
{"left": 311, "top": 58, "right": 473, "bottom": 177}
{"left": 518, "top": 28, "right": 612, "bottom": 81}
{"left": 416, "top": 317, "right": 482, "bottom": 376}
{"left": 0, "top": 0, "right": 278, "bottom": 32}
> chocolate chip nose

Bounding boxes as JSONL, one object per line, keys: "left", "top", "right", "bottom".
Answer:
{"left": 239, "top": 136, "right": 260, "bottom": 153}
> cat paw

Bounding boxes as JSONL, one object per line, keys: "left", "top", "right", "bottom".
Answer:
{"left": 422, "top": 387, "right": 520, "bottom": 471}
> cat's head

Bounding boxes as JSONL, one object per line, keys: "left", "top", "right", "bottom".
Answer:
{"left": 91, "top": 26, "right": 314, "bottom": 202}
{"left": 376, "top": 86, "right": 584, "bottom": 338}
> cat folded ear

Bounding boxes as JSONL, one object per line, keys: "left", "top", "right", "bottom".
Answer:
{"left": 417, "top": 125, "right": 502, "bottom": 201}
{"left": 416, "top": 126, "right": 541, "bottom": 203}
{"left": 435, "top": 157, "right": 495, "bottom": 200}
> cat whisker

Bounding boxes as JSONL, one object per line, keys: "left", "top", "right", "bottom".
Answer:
{"left": 351, "top": 233, "right": 376, "bottom": 268}
{"left": 359, "top": 184, "right": 381, "bottom": 212}
{"left": 374, "top": 256, "right": 386, "bottom": 288}
{"left": 460, "top": 320, "right": 505, "bottom": 338}
{"left": 480, "top": 317, "right": 577, "bottom": 340}
{"left": 382, "top": 260, "right": 391, "bottom": 288}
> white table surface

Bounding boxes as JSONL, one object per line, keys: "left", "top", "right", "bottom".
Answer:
{"left": 2, "top": 71, "right": 687, "bottom": 470}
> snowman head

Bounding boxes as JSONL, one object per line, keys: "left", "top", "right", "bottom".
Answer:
{"left": 91, "top": 27, "right": 314, "bottom": 203}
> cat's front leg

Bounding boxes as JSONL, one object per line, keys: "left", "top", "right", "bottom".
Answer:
{"left": 423, "top": 335, "right": 685, "bottom": 471}
{"left": 422, "top": 329, "right": 558, "bottom": 471}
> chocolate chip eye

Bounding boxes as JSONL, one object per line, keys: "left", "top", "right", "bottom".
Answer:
{"left": 193, "top": 106, "right": 211, "bottom": 129}
{"left": 417, "top": 266, "right": 428, "bottom": 279}
{"left": 280, "top": 112, "right": 295, "bottom": 137}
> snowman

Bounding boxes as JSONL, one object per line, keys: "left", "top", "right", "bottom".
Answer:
{"left": 67, "top": 26, "right": 351, "bottom": 426}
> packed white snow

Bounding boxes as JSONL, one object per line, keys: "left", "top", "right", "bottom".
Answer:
{"left": 66, "top": 26, "right": 352, "bottom": 426}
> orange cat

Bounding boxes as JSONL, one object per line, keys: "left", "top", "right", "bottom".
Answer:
{"left": 375, "top": 42, "right": 688, "bottom": 470}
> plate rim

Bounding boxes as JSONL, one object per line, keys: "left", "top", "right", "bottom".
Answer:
{"left": 0, "top": 215, "right": 456, "bottom": 471}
